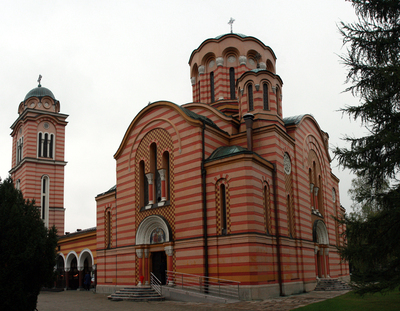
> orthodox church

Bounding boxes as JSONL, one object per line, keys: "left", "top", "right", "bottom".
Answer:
{"left": 9, "top": 33, "right": 349, "bottom": 299}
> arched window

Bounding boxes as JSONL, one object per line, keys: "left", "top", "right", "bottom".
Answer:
{"left": 210, "top": 72, "right": 215, "bottom": 103}
{"left": 264, "top": 183, "right": 272, "bottom": 234}
{"left": 150, "top": 143, "right": 161, "bottom": 203}
{"left": 287, "top": 194, "right": 294, "bottom": 238}
{"left": 220, "top": 184, "right": 227, "bottom": 235}
{"left": 105, "top": 208, "right": 112, "bottom": 249}
{"left": 38, "top": 132, "right": 55, "bottom": 158}
{"left": 41, "top": 176, "right": 49, "bottom": 227}
{"left": 263, "top": 83, "right": 269, "bottom": 110}
{"left": 162, "top": 151, "right": 170, "bottom": 201}
{"left": 248, "top": 84, "right": 253, "bottom": 111}
{"left": 38, "top": 133, "right": 42, "bottom": 157}
{"left": 16, "top": 137, "right": 23, "bottom": 164}
{"left": 229, "top": 67, "right": 235, "bottom": 99}
{"left": 49, "top": 134, "right": 54, "bottom": 158}
{"left": 139, "top": 161, "right": 148, "bottom": 207}
{"left": 276, "top": 87, "right": 281, "bottom": 116}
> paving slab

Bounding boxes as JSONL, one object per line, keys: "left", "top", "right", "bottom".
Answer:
{"left": 36, "top": 289, "right": 349, "bottom": 311}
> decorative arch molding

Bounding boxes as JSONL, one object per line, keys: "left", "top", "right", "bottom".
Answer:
{"left": 128, "top": 119, "right": 180, "bottom": 171}
{"left": 313, "top": 220, "right": 329, "bottom": 245}
{"left": 65, "top": 251, "right": 78, "bottom": 270}
{"left": 78, "top": 248, "right": 94, "bottom": 270}
{"left": 136, "top": 215, "right": 172, "bottom": 245}
{"left": 303, "top": 134, "right": 328, "bottom": 179}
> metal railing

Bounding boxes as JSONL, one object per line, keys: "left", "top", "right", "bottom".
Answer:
{"left": 150, "top": 272, "right": 162, "bottom": 295}
{"left": 165, "top": 270, "right": 240, "bottom": 300}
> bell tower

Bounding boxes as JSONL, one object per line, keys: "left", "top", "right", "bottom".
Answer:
{"left": 9, "top": 78, "right": 68, "bottom": 234}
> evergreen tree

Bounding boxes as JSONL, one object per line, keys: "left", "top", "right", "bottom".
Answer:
{"left": 0, "top": 177, "right": 58, "bottom": 311}
{"left": 335, "top": 0, "right": 400, "bottom": 294}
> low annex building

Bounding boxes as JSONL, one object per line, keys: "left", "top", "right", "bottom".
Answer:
{"left": 10, "top": 33, "right": 349, "bottom": 299}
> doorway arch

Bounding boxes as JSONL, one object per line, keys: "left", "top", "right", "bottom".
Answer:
{"left": 313, "top": 220, "right": 329, "bottom": 278}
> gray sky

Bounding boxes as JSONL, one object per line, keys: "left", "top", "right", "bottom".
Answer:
{"left": 0, "top": 0, "right": 362, "bottom": 233}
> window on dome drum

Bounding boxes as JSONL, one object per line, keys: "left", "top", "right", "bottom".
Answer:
{"left": 276, "top": 87, "right": 281, "bottom": 116}
{"left": 248, "top": 84, "right": 254, "bottom": 111}
{"left": 197, "top": 81, "right": 201, "bottom": 102}
{"left": 16, "top": 137, "right": 23, "bottom": 164}
{"left": 41, "top": 176, "right": 49, "bottom": 227}
{"left": 229, "top": 67, "right": 235, "bottom": 99}
{"left": 210, "top": 72, "right": 215, "bottom": 103}
{"left": 220, "top": 184, "right": 227, "bottom": 235}
{"left": 263, "top": 83, "right": 269, "bottom": 110}
{"left": 38, "top": 132, "right": 54, "bottom": 158}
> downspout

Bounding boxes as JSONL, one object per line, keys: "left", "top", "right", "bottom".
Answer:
{"left": 115, "top": 190, "right": 117, "bottom": 286}
{"left": 272, "top": 164, "right": 283, "bottom": 296}
{"left": 201, "top": 120, "right": 209, "bottom": 280}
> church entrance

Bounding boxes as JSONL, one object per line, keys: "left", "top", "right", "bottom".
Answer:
{"left": 151, "top": 251, "right": 167, "bottom": 285}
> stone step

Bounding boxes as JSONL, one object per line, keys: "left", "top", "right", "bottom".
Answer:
{"left": 108, "top": 286, "right": 165, "bottom": 302}
{"left": 314, "top": 278, "right": 351, "bottom": 291}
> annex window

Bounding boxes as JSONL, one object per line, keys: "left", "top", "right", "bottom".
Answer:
{"left": 248, "top": 84, "right": 254, "bottom": 111}
{"left": 105, "top": 208, "right": 112, "bottom": 249}
{"left": 264, "top": 183, "right": 272, "bottom": 234}
{"left": 220, "top": 184, "right": 227, "bottom": 235}
{"left": 263, "top": 83, "right": 269, "bottom": 110}
{"left": 210, "top": 72, "right": 215, "bottom": 103}
{"left": 229, "top": 67, "right": 235, "bottom": 99}
{"left": 41, "top": 176, "right": 49, "bottom": 227}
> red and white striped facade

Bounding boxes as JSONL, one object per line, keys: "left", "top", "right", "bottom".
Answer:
{"left": 95, "top": 33, "right": 349, "bottom": 298}
{"left": 10, "top": 84, "right": 67, "bottom": 234}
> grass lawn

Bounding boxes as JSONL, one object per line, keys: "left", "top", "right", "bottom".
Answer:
{"left": 293, "top": 290, "right": 400, "bottom": 311}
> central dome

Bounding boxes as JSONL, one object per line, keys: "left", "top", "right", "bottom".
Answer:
{"left": 24, "top": 85, "right": 56, "bottom": 101}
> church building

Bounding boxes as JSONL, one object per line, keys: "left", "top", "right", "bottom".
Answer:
{"left": 10, "top": 32, "right": 349, "bottom": 300}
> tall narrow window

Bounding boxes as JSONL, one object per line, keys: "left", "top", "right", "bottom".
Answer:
{"left": 276, "top": 87, "right": 281, "bottom": 116}
{"left": 229, "top": 67, "right": 235, "bottom": 99}
{"left": 263, "top": 83, "right": 269, "bottom": 110}
{"left": 248, "top": 84, "right": 253, "bottom": 111}
{"left": 139, "top": 161, "right": 148, "bottom": 207}
{"left": 43, "top": 133, "right": 48, "bottom": 157}
{"left": 49, "top": 134, "right": 54, "bottom": 158}
{"left": 105, "top": 209, "right": 111, "bottom": 249}
{"left": 287, "top": 194, "right": 293, "bottom": 238}
{"left": 210, "top": 72, "right": 215, "bottom": 103}
{"left": 221, "top": 184, "right": 227, "bottom": 235}
{"left": 264, "top": 184, "right": 272, "bottom": 234}
{"left": 16, "top": 137, "right": 23, "bottom": 164}
{"left": 150, "top": 143, "right": 161, "bottom": 203}
{"left": 41, "top": 176, "right": 49, "bottom": 227}
{"left": 197, "top": 81, "right": 201, "bottom": 102}
{"left": 38, "top": 133, "right": 43, "bottom": 157}
{"left": 162, "top": 151, "right": 170, "bottom": 201}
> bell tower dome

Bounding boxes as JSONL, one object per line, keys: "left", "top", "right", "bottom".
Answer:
{"left": 10, "top": 78, "right": 68, "bottom": 234}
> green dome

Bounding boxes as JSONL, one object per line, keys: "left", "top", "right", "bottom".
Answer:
{"left": 24, "top": 85, "right": 56, "bottom": 101}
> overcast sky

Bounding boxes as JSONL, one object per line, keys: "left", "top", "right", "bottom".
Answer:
{"left": 0, "top": 0, "right": 363, "bottom": 233}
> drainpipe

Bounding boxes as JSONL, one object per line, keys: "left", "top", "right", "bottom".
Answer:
{"left": 201, "top": 120, "right": 209, "bottom": 280}
{"left": 272, "top": 164, "right": 283, "bottom": 296}
{"left": 243, "top": 113, "right": 254, "bottom": 151}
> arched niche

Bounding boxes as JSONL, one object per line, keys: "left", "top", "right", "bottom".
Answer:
{"left": 136, "top": 215, "right": 172, "bottom": 245}
{"left": 313, "top": 220, "right": 329, "bottom": 245}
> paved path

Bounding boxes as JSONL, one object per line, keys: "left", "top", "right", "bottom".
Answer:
{"left": 37, "top": 290, "right": 349, "bottom": 311}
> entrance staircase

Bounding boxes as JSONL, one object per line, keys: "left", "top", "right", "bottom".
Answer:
{"left": 315, "top": 278, "right": 351, "bottom": 291}
{"left": 108, "top": 286, "right": 165, "bottom": 302}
